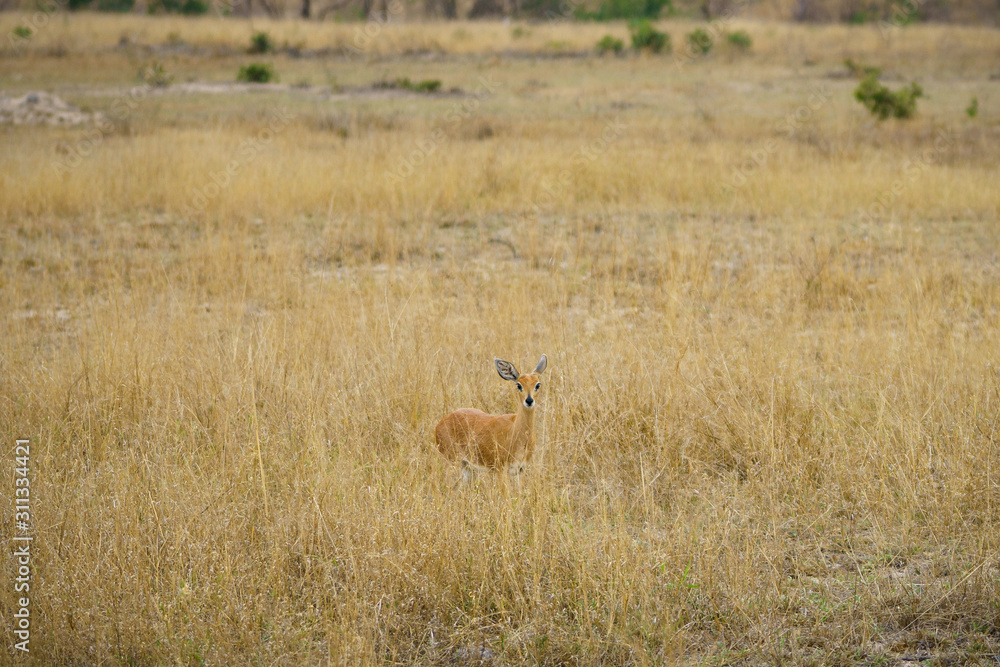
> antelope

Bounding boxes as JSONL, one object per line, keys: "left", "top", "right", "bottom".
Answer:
{"left": 435, "top": 355, "right": 548, "bottom": 486}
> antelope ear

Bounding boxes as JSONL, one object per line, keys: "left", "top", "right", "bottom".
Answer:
{"left": 495, "top": 358, "right": 519, "bottom": 381}
{"left": 533, "top": 354, "right": 547, "bottom": 374}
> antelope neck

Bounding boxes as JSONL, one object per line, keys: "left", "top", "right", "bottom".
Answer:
{"left": 512, "top": 402, "right": 535, "bottom": 439}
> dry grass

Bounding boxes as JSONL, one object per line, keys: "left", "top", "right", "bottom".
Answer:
{"left": 2, "top": 14, "right": 1000, "bottom": 666}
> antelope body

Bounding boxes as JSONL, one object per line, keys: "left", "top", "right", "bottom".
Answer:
{"left": 435, "top": 355, "right": 548, "bottom": 483}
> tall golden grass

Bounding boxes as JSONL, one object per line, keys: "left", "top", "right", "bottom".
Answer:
{"left": 1, "top": 15, "right": 999, "bottom": 665}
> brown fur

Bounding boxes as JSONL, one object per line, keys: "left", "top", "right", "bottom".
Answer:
{"left": 435, "top": 357, "right": 546, "bottom": 479}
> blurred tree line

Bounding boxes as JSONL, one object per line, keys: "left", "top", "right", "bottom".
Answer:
{"left": 2, "top": 0, "right": 995, "bottom": 25}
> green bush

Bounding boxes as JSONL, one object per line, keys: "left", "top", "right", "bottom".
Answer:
{"left": 67, "top": 0, "right": 93, "bottom": 10}
{"left": 374, "top": 78, "right": 442, "bottom": 93}
{"left": 138, "top": 61, "right": 173, "bottom": 87}
{"left": 411, "top": 79, "right": 441, "bottom": 93}
{"left": 12, "top": 26, "right": 32, "bottom": 39}
{"left": 148, "top": 0, "right": 208, "bottom": 13}
{"left": 629, "top": 20, "right": 670, "bottom": 53}
{"left": 181, "top": 0, "right": 209, "bottom": 13}
{"left": 686, "top": 27, "right": 712, "bottom": 55}
{"left": 249, "top": 31, "right": 273, "bottom": 54}
{"left": 96, "top": 0, "right": 135, "bottom": 12}
{"left": 596, "top": 34, "right": 625, "bottom": 54}
{"left": 576, "top": 0, "right": 670, "bottom": 21}
{"left": 854, "top": 73, "right": 922, "bottom": 120}
{"left": 966, "top": 97, "right": 978, "bottom": 118}
{"left": 725, "top": 30, "right": 752, "bottom": 51}
{"left": 237, "top": 63, "right": 276, "bottom": 84}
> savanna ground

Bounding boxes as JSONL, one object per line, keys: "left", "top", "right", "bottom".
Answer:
{"left": 1, "top": 12, "right": 1000, "bottom": 665}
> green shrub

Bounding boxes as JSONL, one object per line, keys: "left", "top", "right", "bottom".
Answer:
{"left": 181, "top": 0, "right": 209, "bottom": 13}
{"left": 148, "top": 0, "right": 207, "bottom": 13}
{"left": 966, "top": 97, "right": 978, "bottom": 118}
{"left": 854, "top": 73, "right": 922, "bottom": 120}
{"left": 67, "top": 0, "right": 93, "bottom": 10}
{"left": 686, "top": 27, "right": 712, "bottom": 55}
{"left": 576, "top": 0, "right": 670, "bottom": 21}
{"left": 374, "top": 78, "right": 442, "bottom": 93}
{"left": 596, "top": 34, "right": 625, "bottom": 54}
{"left": 96, "top": 0, "right": 135, "bottom": 12}
{"left": 412, "top": 79, "right": 441, "bottom": 93}
{"left": 249, "top": 31, "right": 273, "bottom": 54}
{"left": 629, "top": 20, "right": 669, "bottom": 53}
{"left": 138, "top": 61, "right": 173, "bottom": 87}
{"left": 12, "top": 26, "right": 33, "bottom": 39}
{"left": 237, "top": 63, "right": 276, "bottom": 84}
{"left": 725, "top": 30, "right": 751, "bottom": 51}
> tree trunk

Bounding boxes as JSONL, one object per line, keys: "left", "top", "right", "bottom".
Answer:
{"left": 301, "top": 0, "right": 310, "bottom": 18}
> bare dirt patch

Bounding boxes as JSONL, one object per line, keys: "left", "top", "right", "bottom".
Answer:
{"left": 0, "top": 91, "right": 104, "bottom": 126}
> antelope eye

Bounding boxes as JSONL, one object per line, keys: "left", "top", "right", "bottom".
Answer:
{"left": 516, "top": 383, "right": 523, "bottom": 392}
{"left": 535, "top": 383, "right": 541, "bottom": 391}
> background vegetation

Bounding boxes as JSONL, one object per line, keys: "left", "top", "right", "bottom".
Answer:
{"left": 1, "top": 0, "right": 999, "bottom": 22}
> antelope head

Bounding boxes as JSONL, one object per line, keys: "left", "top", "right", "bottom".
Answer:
{"left": 495, "top": 354, "right": 547, "bottom": 410}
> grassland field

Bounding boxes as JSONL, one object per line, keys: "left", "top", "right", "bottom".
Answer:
{"left": 1, "top": 12, "right": 1000, "bottom": 666}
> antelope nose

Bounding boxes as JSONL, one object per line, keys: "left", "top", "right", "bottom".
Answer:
{"left": 525, "top": 396, "right": 534, "bottom": 407}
